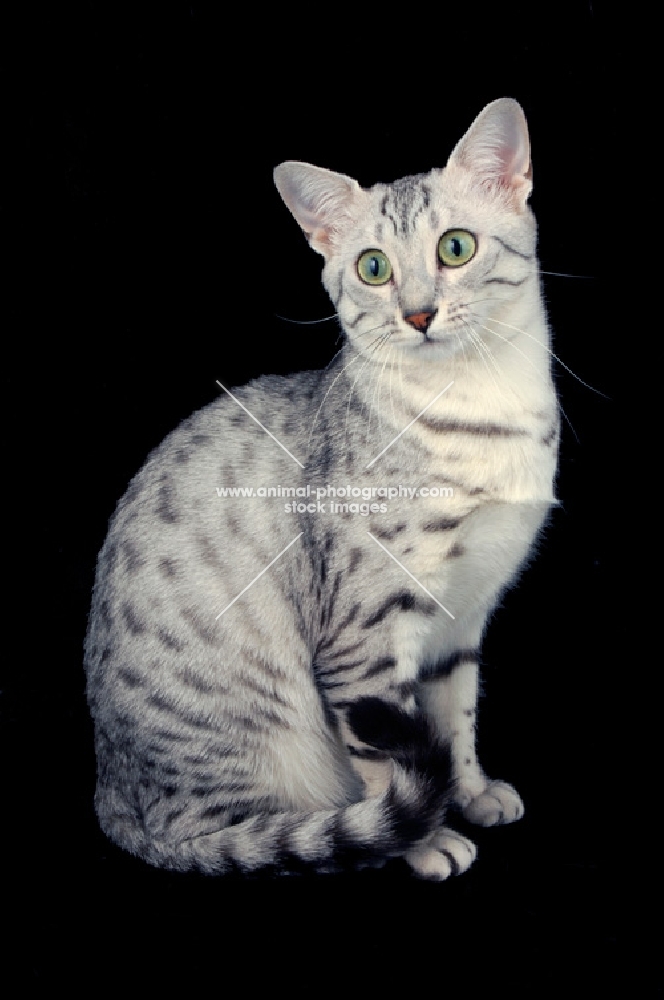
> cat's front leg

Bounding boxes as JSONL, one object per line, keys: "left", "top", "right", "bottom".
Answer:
{"left": 419, "top": 651, "right": 524, "bottom": 826}
{"left": 405, "top": 826, "right": 477, "bottom": 881}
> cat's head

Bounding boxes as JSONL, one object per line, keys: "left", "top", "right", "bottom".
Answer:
{"left": 274, "top": 98, "right": 539, "bottom": 366}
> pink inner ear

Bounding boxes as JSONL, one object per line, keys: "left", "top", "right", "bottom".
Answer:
{"left": 453, "top": 99, "right": 532, "bottom": 200}
{"left": 274, "top": 162, "right": 362, "bottom": 256}
{"left": 495, "top": 111, "right": 530, "bottom": 185}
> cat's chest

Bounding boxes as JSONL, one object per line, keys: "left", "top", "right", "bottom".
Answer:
{"left": 319, "top": 360, "right": 559, "bottom": 507}
{"left": 417, "top": 424, "right": 558, "bottom": 503}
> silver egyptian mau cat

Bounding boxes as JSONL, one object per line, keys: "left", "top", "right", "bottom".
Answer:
{"left": 84, "top": 98, "right": 558, "bottom": 879}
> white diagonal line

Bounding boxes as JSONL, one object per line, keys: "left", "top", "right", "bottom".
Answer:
{"left": 366, "top": 532, "right": 455, "bottom": 620}
{"left": 216, "top": 381, "right": 304, "bottom": 468}
{"left": 365, "top": 380, "right": 454, "bottom": 468}
{"left": 215, "top": 532, "right": 304, "bottom": 619}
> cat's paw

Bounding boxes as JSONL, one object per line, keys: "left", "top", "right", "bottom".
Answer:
{"left": 406, "top": 828, "right": 477, "bottom": 881}
{"left": 461, "top": 780, "right": 524, "bottom": 827}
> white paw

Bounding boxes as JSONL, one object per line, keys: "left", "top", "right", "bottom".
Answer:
{"left": 431, "top": 827, "right": 477, "bottom": 871}
{"left": 461, "top": 780, "right": 524, "bottom": 827}
{"left": 406, "top": 828, "right": 477, "bottom": 881}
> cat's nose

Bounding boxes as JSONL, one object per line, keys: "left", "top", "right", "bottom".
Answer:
{"left": 404, "top": 309, "right": 437, "bottom": 332}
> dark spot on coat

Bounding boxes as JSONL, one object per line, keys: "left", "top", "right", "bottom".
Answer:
{"left": 181, "top": 608, "right": 221, "bottom": 647}
{"left": 118, "top": 667, "right": 144, "bottom": 688}
{"left": 348, "top": 548, "right": 363, "bottom": 573}
{"left": 99, "top": 600, "right": 113, "bottom": 629}
{"left": 158, "top": 558, "right": 178, "bottom": 579}
{"left": 371, "top": 523, "right": 407, "bottom": 541}
{"left": 122, "top": 540, "right": 145, "bottom": 574}
{"left": 122, "top": 602, "right": 147, "bottom": 635}
{"left": 423, "top": 518, "right": 462, "bottom": 531}
{"left": 157, "top": 628, "right": 186, "bottom": 652}
{"left": 156, "top": 482, "right": 180, "bottom": 524}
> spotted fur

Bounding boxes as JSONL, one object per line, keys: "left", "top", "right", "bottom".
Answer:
{"left": 84, "top": 99, "right": 558, "bottom": 879}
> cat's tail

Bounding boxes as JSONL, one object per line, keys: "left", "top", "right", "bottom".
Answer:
{"left": 146, "top": 700, "right": 454, "bottom": 876}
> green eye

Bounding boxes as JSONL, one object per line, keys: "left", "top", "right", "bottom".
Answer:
{"left": 357, "top": 249, "right": 392, "bottom": 285}
{"left": 438, "top": 230, "right": 476, "bottom": 267}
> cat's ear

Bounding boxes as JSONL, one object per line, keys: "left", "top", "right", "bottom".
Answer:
{"left": 449, "top": 98, "right": 532, "bottom": 208}
{"left": 274, "top": 162, "right": 364, "bottom": 257}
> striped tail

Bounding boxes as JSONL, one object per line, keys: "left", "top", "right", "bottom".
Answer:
{"left": 147, "top": 701, "right": 453, "bottom": 876}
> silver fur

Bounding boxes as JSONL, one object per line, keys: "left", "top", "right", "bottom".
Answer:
{"left": 84, "top": 99, "right": 558, "bottom": 879}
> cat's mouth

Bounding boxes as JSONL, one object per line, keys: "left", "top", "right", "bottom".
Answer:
{"left": 385, "top": 325, "right": 458, "bottom": 355}
{"left": 417, "top": 332, "right": 454, "bottom": 348}
{"left": 394, "top": 333, "right": 457, "bottom": 361}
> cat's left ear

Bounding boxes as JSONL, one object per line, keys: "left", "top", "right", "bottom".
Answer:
{"left": 274, "top": 161, "right": 365, "bottom": 257}
{"left": 449, "top": 98, "right": 532, "bottom": 209}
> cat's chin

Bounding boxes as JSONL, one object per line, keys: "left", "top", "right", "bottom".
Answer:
{"left": 399, "top": 338, "right": 457, "bottom": 361}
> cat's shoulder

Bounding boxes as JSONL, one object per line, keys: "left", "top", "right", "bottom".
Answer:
{"left": 108, "top": 366, "right": 326, "bottom": 526}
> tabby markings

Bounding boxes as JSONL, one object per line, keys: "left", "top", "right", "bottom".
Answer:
{"left": 215, "top": 381, "right": 304, "bottom": 469}
{"left": 380, "top": 177, "right": 431, "bottom": 234}
{"left": 422, "top": 517, "right": 463, "bottom": 531}
{"left": 316, "top": 659, "right": 366, "bottom": 678}
{"left": 323, "top": 642, "right": 367, "bottom": 662}
{"left": 347, "top": 311, "right": 367, "bottom": 329}
{"left": 371, "top": 523, "right": 407, "bottom": 541}
{"left": 156, "top": 482, "right": 180, "bottom": 524}
{"left": 418, "top": 417, "right": 529, "bottom": 438}
{"left": 215, "top": 532, "right": 304, "bottom": 618}
{"left": 122, "top": 603, "right": 146, "bottom": 635}
{"left": 347, "top": 745, "right": 386, "bottom": 761}
{"left": 493, "top": 236, "right": 533, "bottom": 260}
{"left": 348, "top": 549, "right": 363, "bottom": 573}
{"left": 366, "top": 532, "right": 455, "bottom": 620}
{"left": 361, "top": 656, "right": 398, "bottom": 680}
{"left": 362, "top": 591, "right": 430, "bottom": 628}
{"left": 419, "top": 649, "right": 479, "bottom": 681}
{"left": 483, "top": 277, "right": 527, "bottom": 287}
{"left": 365, "top": 381, "right": 454, "bottom": 468}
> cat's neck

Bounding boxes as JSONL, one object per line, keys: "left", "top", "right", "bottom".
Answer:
{"left": 339, "top": 293, "right": 555, "bottom": 429}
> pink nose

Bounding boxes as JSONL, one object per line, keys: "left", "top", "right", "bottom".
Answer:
{"left": 405, "top": 310, "right": 436, "bottom": 332}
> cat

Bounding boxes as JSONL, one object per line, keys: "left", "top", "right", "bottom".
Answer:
{"left": 84, "top": 98, "right": 559, "bottom": 879}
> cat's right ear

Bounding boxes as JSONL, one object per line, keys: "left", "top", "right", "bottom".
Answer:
{"left": 274, "top": 162, "right": 364, "bottom": 258}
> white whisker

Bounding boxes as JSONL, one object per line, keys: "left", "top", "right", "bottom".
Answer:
{"left": 367, "top": 338, "right": 386, "bottom": 440}
{"left": 344, "top": 331, "right": 391, "bottom": 446}
{"left": 539, "top": 271, "right": 594, "bottom": 279}
{"left": 274, "top": 313, "right": 338, "bottom": 325}
{"left": 388, "top": 346, "right": 397, "bottom": 428}
{"left": 453, "top": 328, "right": 470, "bottom": 381}
{"left": 483, "top": 313, "right": 608, "bottom": 398}
{"left": 307, "top": 330, "right": 388, "bottom": 451}
{"left": 321, "top": 346, "right": 344, "bottom": 374}
{"left": 370, "top": 339, "right": 393, "bottom": 441}
{"left": 474, "top": 317, "right": 579, "bottom": 443}
{"left": 463, "top": 322, "right": 508, "bottom": 401}
{"left": 398, "top": 345, "right": 406, "bottom": 425}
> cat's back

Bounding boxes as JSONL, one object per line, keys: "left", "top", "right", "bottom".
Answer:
{"left": 84, "top": 369, "right": 322, "bottom": 706}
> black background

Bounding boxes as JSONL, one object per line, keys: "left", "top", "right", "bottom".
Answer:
{"left": 4, "top": 4, "right": 631, "bottom": 991}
